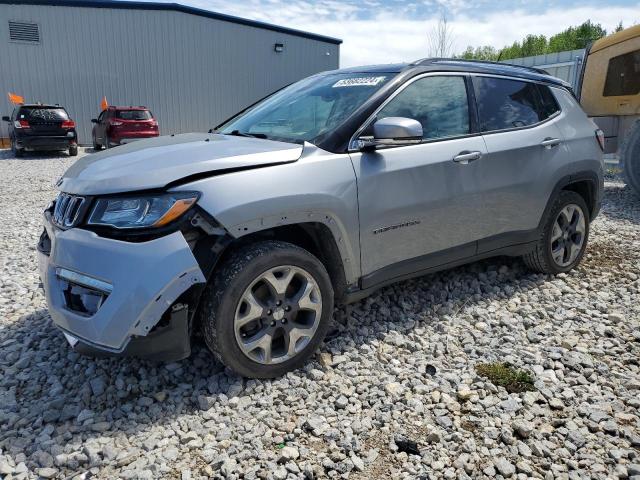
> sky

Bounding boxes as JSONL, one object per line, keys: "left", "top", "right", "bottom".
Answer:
{"left": 152, "top": 0, "right": 640, "bottom": 66}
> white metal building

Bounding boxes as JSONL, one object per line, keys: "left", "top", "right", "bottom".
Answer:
{"left": 0, "top": 0, "right": 341, "bottom": 144}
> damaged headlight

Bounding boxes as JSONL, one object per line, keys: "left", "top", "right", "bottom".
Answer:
{"left": 88, "top": 192, "right": 199, "bottom": 229}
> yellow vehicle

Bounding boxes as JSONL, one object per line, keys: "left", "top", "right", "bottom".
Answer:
{"left": 577, "top": 25, "right": 640, "bottom": 194}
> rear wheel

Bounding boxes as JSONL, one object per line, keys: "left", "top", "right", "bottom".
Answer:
{"left": 523, "top": 190, "right": 590, "bottom": 274}
{"left": 621, "top": 120, "right": 640, "bottom": 196}
{"left": 69, "top": 145, "right": 78, "bottom": 156}
{"left": 11, "top": 137, "right": 23, "bottom": 157}
{"left": 199, "top": 240, "right": 334, "bottom": 378}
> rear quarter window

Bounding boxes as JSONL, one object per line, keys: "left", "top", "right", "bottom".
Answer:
{"left": 116, "top": 110, "right": 152, "bottom": 120}
{"left": 472, "top": 77, "right": 557, "bottom": 132}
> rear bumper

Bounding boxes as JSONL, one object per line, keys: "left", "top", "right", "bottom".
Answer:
{"left": 37, "top": 212, "right": 206, "bottom": 360}
{"left": 16, "top": 134, "right": 75, "bottom": 150}
{"left": 109, "top": 132, "right": 159, "bottom": 146}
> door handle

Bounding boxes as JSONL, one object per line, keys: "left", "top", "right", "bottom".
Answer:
{"left": 540, "top": 137, "right": 561, "bottom": 148}
{"left": 453, "top": 151, "right": 482, "bottom": 164}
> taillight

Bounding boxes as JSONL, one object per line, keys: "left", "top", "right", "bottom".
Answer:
{"left": 14, "top": 120, "right": 30, "bottom": 129}
{"left": 61, "top": 120, "right": 75, "bottom": 129}
{"left": 595, "top": 129, "right": 605, "bottom": 152}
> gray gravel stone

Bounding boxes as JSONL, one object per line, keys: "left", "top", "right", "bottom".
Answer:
{"left": 0, "top": 151, "right": 638, "bottom": 479}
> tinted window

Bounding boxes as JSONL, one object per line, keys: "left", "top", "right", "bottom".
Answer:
{"left": 18, "top": 106, "right": 69, "bottom": 122}
{"left": 116, "top": 110, "right": 152, "bottom": 120}
{"left": 377, "top": 76, "right": 469, "bottom": 140}
{"left": 537, "top": 85, "right": 560, "bottom": 118}
{"left": 473, "top": 77, "right": 552, "bottom": 131}
{"left": 603, "top": 49, "right": 640, "bottom": 97}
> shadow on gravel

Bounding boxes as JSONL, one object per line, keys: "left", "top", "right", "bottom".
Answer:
{"left": 0, "top": 149, "right": 78, "bottom": 161}
{"left": 0, "top": 174, "right": 636, "bottom": 465}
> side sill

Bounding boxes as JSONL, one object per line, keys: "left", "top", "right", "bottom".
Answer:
{"left": 343, "top": 239, "right": 537, "bottom": 305}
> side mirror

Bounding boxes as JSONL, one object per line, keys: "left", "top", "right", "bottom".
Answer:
{"left": 91, "top": 118, "right": 98, "bottom": 123}
{"left": 2, "top": 116, "right": 9, "bottom": 122}
{"left": 358, "top": 117, "right": 423, "bottom": 150}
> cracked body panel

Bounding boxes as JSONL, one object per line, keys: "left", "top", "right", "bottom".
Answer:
{"left": 38, "top": 214, "right": 206, "bottom": 352}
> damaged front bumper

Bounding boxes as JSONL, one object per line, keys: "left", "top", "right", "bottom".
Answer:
{"left": 37, "top": 211, "right": 206, "bottom": 361}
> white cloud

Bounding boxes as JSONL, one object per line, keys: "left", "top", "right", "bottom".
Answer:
{"left": 183, "top": 0, "right": 640, "bottom": 66}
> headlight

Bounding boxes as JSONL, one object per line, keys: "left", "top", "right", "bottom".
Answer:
{"left": 88, "top": 192, "right": 198, "bottom": 229}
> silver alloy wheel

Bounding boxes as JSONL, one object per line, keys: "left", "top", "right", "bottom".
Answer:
{"left": 550, "top": 203, "right": 586, "bottom": 267}
{"left": 234, "top": 265, "right": 323, "bottom": 365}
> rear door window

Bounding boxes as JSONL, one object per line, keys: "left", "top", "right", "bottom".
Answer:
{"left": 18, "top": 107, "right": 69, "bottom": 122}
{"left": 116, "top": 110, "right": 153, "bottom": 120}
{"left": 603, "top": 49, "right": 640, "bottom": 97}
{"left": 473, "top": 77, "right": 555, "bottom": 132}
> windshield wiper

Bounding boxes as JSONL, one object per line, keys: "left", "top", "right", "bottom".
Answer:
{"left": 225, "top": 130, "right": 268, "bottom": 139}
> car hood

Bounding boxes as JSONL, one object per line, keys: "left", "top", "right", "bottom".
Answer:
{"left": 57, "top": 133, "right": 304, "bottom": 195}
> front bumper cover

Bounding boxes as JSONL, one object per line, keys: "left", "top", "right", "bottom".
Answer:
{"left": 38, "top": 212, "right": 206, "bottom": 359}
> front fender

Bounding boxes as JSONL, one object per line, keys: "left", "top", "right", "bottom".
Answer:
{"left": 171, "top": 144, "right": 361, "bottom": 284}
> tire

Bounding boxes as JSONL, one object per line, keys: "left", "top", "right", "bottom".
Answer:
{"left": 11, "top": 137, "right": 23, "bottom": 157}
{"left": 523, "top": 190, "right": 590, "bottom": 274}
{"left": 621, "top": 119, "right": 640, "bottom": 196}
{"left": 104, "top": 135, "right": 110, "bottom": 149}
{"left": 69, "top": 145, "right": 78, "bottom": 156}
{"left": 92, "top": 136, "right": 101, "bottom": 151}
{"left": 199, "top": 240, "right": 334, "bottom": 378}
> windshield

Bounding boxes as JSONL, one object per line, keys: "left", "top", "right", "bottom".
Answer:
{"left": 117, "top": 110, "right": 153, "bottom": 120}
{"left": 218, "top": 73, "right": 395, "bottom": 144}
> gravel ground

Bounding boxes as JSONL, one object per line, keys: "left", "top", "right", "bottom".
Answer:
{"left": 1, "top": 149, "right": 639, "bottom": 480}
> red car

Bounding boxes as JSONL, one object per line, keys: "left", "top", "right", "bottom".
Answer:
{"left": 91, "top": 106, "right": 159, "bottom": 149}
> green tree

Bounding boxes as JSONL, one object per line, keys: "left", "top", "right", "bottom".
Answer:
{"left": 458, "top": 45, "right": 499, "bottom": 61}
{"left": 614, "top": 21, "right": 624, "bottom": 33}
{"left": 458, "top": 20, "right": 610, "bottom": 60}
{"left": 547, "top": 20, "right": 607, "bottom": 52}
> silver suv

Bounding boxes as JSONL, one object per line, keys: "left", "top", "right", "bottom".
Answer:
{"left": 38, "top": 59, "right": 604, "bottom": 378}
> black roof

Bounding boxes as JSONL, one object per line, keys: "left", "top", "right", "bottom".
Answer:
{"left": 0, "top": 0, "right": 342, "bottom": 45}
{"left": 331, "top": 58, "right": 571, "bottom": 88}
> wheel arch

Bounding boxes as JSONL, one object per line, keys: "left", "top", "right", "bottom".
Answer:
{"left": 216, "top": 222, "right": 350, "bottom": 303}
{"left": 542, "top": 170, "right": 603, "bottom": 226}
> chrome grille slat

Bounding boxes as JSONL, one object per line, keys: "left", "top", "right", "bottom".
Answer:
{"left": 52, "top": 193, "right": 86, "bottom": 228}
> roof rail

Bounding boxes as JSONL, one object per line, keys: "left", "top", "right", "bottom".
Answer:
{"left": 410, "top": 57, "right": 550, "bottom": 75}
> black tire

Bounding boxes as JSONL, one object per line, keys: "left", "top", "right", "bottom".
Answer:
{"left": 69, "top": 145, "right": 78, "bottom": 156}
{"left": 92, "top": 136, "right": 101, "bottom": 151}
{"left": 199, "top": 240, "right": 334, "bottom": 378}
{"left": 11, "top": 137, "right": 23, "bottom": 157}
{"left": 621, "top": 119, "right": 640, "bottom": 196}
{"left": 523, "top": 190, "right": 590, "bottom": 274}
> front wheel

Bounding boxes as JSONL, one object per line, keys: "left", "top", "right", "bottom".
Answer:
{"left": 523, "top": 190, "right": 590, "bottom": 274}
{"left": 199, "top": 241, "right": 334, "bottom": 378}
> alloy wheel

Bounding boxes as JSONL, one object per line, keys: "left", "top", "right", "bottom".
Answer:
{"left": 234, "top": 265, "right": 322, "bottom": 364}
{"left": 550, "top": 203, "right": 586, "bottom": 267}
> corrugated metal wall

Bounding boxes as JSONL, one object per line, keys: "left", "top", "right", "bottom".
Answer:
{"left": 503, "top": 49, "right": 585, "bottom": 90}
{"left": 0, "top": 3, "right": 340, "bottom": 143}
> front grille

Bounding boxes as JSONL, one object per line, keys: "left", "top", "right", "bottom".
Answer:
{"left": 53, "top": 193, "right": 85, "bottom": 228}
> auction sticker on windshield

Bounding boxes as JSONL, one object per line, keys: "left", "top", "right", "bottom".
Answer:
{"left": 332, "top": 76, "right": 387, "bottom": 88}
